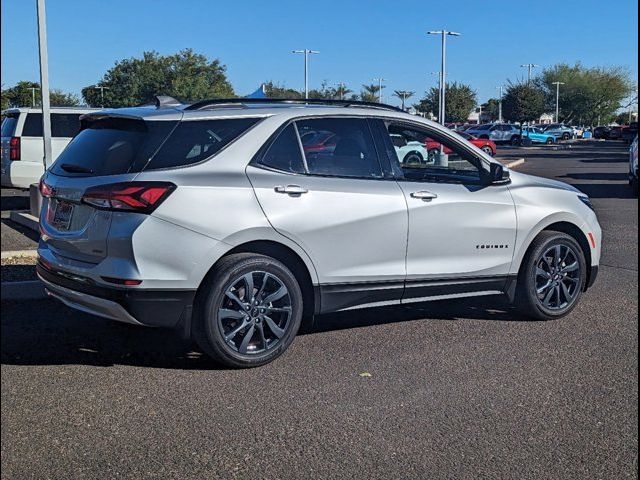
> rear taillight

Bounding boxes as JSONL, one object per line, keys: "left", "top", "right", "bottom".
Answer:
{"left": 81, "top": 182, "right": 176, "bottom": 213}
{"left": 39, "top": 178, "right": 54, "bottom": 197}
{"left": 9, "top": 137, "right": 20, "bottom": 160}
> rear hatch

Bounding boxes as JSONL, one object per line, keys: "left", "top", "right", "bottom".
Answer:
{"left": 1, "top": 112, "right": 20, "bottom": 162}
{"left": 40, "top": 115, "right": 177, "bottom": 264}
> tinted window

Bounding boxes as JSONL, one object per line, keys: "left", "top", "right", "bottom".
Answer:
{"left": 50, "top": 118, "right": 176, "bottom": 177}
{"left": 386, "top": 122, "right": 481, "bottom": 183}
{"left": 22, "top": 113, "right": 43, "bottom": 137}
{"left": 1, "top": 114, "right": 18, "bottom": 137}
{"left": 147, "top": 118, "right": 261, "bottom": 170}
{"left": 260, "top": 124, "right": 305, "bottom": 173}
{"left": 51, "top": 113, "right": 81, "bottom": 137}
{"left": 296, "top": 118, "right": 382, "bottom": 178}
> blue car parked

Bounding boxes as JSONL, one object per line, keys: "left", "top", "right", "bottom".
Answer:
{"left": 522, "top": 127, "right": 557, "bottom": 144}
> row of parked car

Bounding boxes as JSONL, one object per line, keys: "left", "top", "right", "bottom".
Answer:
{"left": 454, "top": 123, "right": 578, "bottom": 145}
{"left": 593, "top": 123, "right": 638, "bottom": 142}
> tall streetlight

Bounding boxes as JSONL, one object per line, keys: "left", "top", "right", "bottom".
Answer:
{"left": 292, "top": 49, "right": 319, "bottom": 99}
{"left": 496, "top": 85, "right": 504, "bottom": 123}
{"left": 521, "top": 63, "right": 539, "bottom": 83}
{"left": 428, "top": 30, "right": 461, "bottom": 125}
{"left": 36, "top": 0, "right": 52, "bottom": 169}
{"left": 552, "top": 81, "right": 565, "bottom": 123}
{"left": 372, "top": 77, "right": 387, "bottom": 103}
{"left": 94, "top": 85, "right": 110, "bottom": 108}
{"left": 28, "top": 87, "right": 40, "bottom": 107}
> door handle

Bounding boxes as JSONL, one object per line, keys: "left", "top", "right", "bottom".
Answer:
{"left": 410, "top": 191, "right": 438, "bottom": 201}
{"left": 274, "top": 185, "right": 309, "bottom": 195}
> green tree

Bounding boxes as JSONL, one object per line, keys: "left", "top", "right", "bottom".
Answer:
{"left": 502, "top": 81, "right": 546, "bottom": 140}
{"left": 414, "top": 82, "right": 477, "bottom": 123}
{"left": 393, "top": 90, "right": 415, "bottom": 110}
{"left": 481, "top": 98, "right": 500, "bottom": 121}
{"left": 81, "top": 49, "right": 234, "bottom": 107}
{"left": 263, "top": 81, "right": 303, "bottom": 99}
{"left": 1, "top": 81, "right": 79, "bottom": 108}
{"left": 360, "top": 84, "right": 381, "bottom": 103}
{"left": 537, "top": 63, "right": 634, "bottom": 125}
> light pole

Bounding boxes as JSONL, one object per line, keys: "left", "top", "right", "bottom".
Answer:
{"left": 94, "top": 85, "right": 110, "bottom": 108}
{"left": 28, "top": 87, "right": 40, "bottom": 107}
{"left": 496, "top": 85, "right": 504, "bottom": 123}
{"left": 428, "top": 30, "right": 461, "bottom": 124}
{"left": 552, "top": 81, "right": 565, "bottom": 123}
{"left": 373, "top": 77, "right": 387, "bottom": 103}
{"left": 36, "top": 0, "right": 52, "bottom": 169}
{"left": 292, "top": 49, "right": 319, "bottom": 99}
{"left": 521, "top": 63, "right": 539, "bottom": 83}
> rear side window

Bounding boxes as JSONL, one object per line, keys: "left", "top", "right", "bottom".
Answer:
{"left": 22, "top": 113, "right": 43, "bottom": 137}
{"left": 260, "top": 124, "right": 305, "bottom": 174}
{"left": 1, "top": 114, "right": 19, "bottom": 137}
{"left": 19, "top": 113, "right": 82, "bottom": 138}
{"left": 146, "top": 118, "right": 261, "bottom": 170}
{"left": 50, "top": 117, "right": 176, "bottom": 177}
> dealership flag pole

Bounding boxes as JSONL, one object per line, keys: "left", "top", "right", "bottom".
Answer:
{"left": 36, "top": 0, "right": 52, "bottom": 169}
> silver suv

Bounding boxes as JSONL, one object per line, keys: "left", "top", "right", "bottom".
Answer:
{"left": 37, "top": 98, "right": 602, "bottom": 367}
{"left": 464, "top": 123, "right": 521, "bottom": 144}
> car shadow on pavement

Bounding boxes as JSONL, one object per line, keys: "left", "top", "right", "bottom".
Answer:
{"left": 1, "top": 296, "right": 526, "bottom": 370}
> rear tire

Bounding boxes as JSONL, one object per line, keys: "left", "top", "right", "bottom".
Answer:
{"left": 481, "top": 145, "right": 494, "bottom": 156}
{"left": 193, "top": 253, "right": 303, "bottom": 368}
{"left": 511, "top": 135, "right": 521, "bottom": 146}
{"left": 562, "top": 132, "right": 571, "bottom": 141}
{"left": 546, "top": 138, "right": 554, "bottom": 145}
{"left": 515, "top": 231, "right": 587, "bottom": 321}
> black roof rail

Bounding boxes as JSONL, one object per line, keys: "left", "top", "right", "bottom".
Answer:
{"left": 184, "top": 98, "right": 405, "bottom": 113}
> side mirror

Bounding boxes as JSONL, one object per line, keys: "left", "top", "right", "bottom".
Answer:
{"left": 486, "top": 162, "right": 510, "bottom": 185}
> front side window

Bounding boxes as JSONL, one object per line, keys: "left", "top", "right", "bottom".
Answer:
{"left": 296, "top": 118, "right": 382, "bottom": 178}
{"left": 385, "top": 122, "right": 482, "bottom": 183}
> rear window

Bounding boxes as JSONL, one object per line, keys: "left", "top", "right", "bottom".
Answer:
{"left": 145, "top": 118, "right": 261, "bottom": 170}
{"left": 50, "top": 117, "right": 176, "bottom": 177}
{"left": 1, "top": 114, "right": 19, "bottom": 137}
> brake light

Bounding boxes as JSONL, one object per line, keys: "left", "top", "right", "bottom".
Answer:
{"left": 101, "top": 276, "right": 143, "bottom": 286}
{"left": 39, "top": 178, "right": 54, "bottom": 197}
{"left": 9, "top": 137, "right": 20, "bottom": 160}
{"left": 82, "top": 182, "right": 176, "bottom": 213}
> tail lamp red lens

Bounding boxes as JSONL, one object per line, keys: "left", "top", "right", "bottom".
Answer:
{"left": 101, "top": 276, "right": 143, "bottom": 286}
{"left": 39, "top": 178, "right": 54, "bottom": 197}
{"left": 82, "top": 182, "right": 176, "bottom": 213}
{"left": 9, "top": 137, "right": 20, "bottom": 160}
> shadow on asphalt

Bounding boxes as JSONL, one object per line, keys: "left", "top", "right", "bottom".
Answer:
{"left": 1, "top": 217, "right": 40, "bottom": 243}
{"left": 0, "top": 296, "right": 525, "bottom": 370}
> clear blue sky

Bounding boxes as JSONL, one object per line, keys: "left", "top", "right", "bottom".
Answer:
{"left": 2, "top": 0, "right": 638, "bottom": 106}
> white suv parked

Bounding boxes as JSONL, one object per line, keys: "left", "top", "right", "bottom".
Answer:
{"left": 1, "top": 106, "right": 100, "bottom": 188}
{"left": 37, "top": 98, "right": 602, "bottom": 367}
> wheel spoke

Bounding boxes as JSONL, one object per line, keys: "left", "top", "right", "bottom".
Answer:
{"left": 243, "top": 273, "right": 255, "bottom": 300}
{"left": 255, "top": 273, "right": 271, "bottom": 300}
{"left": 561, "top": 262, "right": 579, "bottom": 273}
{"left": 554, "top": 245, "right": 562, "bottom": 267}
{"left": 238, "top": 325, "right": 255, "bottom": 354}
{"left": 219, "top": 308, "right": 246, "bottom": 320}
{"left": 560, "top": 281, "right": 572, "bottom": 303}
{"left": 264, "top": 316, "right": 286, "bottom": 339}
{"left": 542, "top": 287, "right": 555, "bottom": 307}
{"left": 225, "top": 290, "right": 245, "bottom": 308}
{"left": 224, "top": 319, "right": 250, "bottom": 342}
{"left": 265, "top": 306, "right": 292, "bottom": 313}
{"left": 537, "top": 280, "right": 552, "bottom": 294}
{"left": 256, "top": 323, "right": 267, "bottom": 350}
{"left": 263, "top": 285, "right": 288, "bottom": 304}
{"left": 536, "top": 267, "right": 551, "bottom": 278}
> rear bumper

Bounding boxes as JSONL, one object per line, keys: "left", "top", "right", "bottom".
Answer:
{"left": 37, "top": 262, "right": 195, "bottom": 328}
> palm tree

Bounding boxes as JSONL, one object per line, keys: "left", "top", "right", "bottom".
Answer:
{"left": 393, "top": 90, "right": 415, "bottom": 111}
{"left": 360, "top": 84, "right": 380, "bottom": 103}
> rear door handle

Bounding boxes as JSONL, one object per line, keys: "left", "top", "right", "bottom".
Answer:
{"left": 274, "top": 185, "right": 309, "bottom": 195}
{"left": 410, "top": 191, "right": 438, "bottom": 201}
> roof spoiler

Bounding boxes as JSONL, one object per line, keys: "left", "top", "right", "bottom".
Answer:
{"left": 155, "top": 95, "right": 182, "bottom": 109}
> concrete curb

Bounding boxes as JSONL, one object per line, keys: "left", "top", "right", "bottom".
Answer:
{"left": 1, "top": 249, "right": 38, "bottom": 260}
{"left": 9, "top": 210, "right": 39, "bottom": 232}
{"left": 505, "top": 159, "right": 525, "bottom": 169}
{"left": 1, "top": 280, "right": 47, "bottom": 301}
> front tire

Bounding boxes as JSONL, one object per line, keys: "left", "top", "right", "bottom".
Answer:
{"left": 193, "top": 253, "right": 303, "bottom": 368}
{"left": 481, "top": 145, "right": 494, "bottom": 156}
{"left": 515, "top": 231, "right": 587, "bottom": 321}
{"left": 546, "top": 138, "right": 554, "bottom": 145}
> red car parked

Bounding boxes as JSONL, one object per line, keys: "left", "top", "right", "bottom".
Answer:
{"left": 425, "top": 132, "right": 497, "bottom": 156}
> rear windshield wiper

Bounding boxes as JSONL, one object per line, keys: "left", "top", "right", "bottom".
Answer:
{"left": 60, "top": 163, "right": 94, "bottom": 174}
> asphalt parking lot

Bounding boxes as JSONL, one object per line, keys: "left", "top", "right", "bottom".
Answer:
{"left": 1, "top": 141, "right": 638, "bottom": 479}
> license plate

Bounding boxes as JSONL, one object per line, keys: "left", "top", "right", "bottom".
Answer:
{"left": 52, "top": 201, "right": 74, "bottom": 230}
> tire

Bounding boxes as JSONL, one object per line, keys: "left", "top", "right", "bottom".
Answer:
{"left": 193, "top": 253, "right": 303, "bottom": 368}
{"left": 515, "top": 231, "right": 587, "bottom": 321}
{"left": 510, "top": 135, "right": 521, "bottom": 146}
{"left": 403, "top": 151, "right": 425, "bottom": 165}
{"left": 562, "top": 132, "right": 571, "bottom": 141}
{"left": 546, "top": 138, "right": 554, "bottom": 145}
{"left": 481, "top": 145, "right": 494, "bottom": 156}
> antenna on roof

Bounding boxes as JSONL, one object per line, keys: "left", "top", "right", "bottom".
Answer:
{"left": 155, "top": 95, "right": 182, "bottom": 109}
